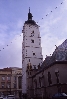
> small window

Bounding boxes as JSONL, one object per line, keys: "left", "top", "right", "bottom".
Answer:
{"left": 1, "top": 83, "right": 5, "bottom": 88}
{"left": 32, "top": 30, "right": 34, "bottom": 33}
{"left": 29, "top": 59, "right": 30, "bottom": 62}
{"left": 33, "top": 53, "right": 35, "bottom": 55}
{"left": 2, "top": 76, "right": 5, "bottom": 80}
{"left": 7, "top": 83, "right": 10, "bottom": 88}
{"left": 31, "top": 39, "right": 34, "bottom": 43}
{"left": 7, "top": 76, "right": 10, "bottom": 81}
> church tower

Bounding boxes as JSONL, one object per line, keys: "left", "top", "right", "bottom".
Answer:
{"left": 22, "top": 8, "right": 43, "bottom": 94}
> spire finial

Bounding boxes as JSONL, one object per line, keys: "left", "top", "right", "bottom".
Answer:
{"left": 29, "top": 7, "right": 30, "bottom": 13}
{"left": 28, "top": 7, "right": 33, "bottom": 20}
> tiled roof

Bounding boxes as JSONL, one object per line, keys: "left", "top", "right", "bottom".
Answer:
{"left": 41, "top": 39, "right": 67, "bottom": 69}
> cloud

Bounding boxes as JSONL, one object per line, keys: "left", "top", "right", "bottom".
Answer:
{"left": 0, "top": 34, "right": 22, "bottom": 68}
{"left": 0, "top": 0, "right": 67, "bottom": 68}
{"left": 0, "top": 20, "right": 23, "bottom": 68}
{"left": 39, "top": 2, "right": 67, "bottom": 60}
{"left": 61, "top": 0, "right": 67, "bottom": 11}
{"left": 0, "top": 24, "right": 9, "bottom": 45}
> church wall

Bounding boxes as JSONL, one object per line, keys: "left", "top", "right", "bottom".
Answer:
{"left": 31, "top": 71, "right": 45, "bottom": 98}
{"left": 44, "top": 63, "right": 67, "bottom": 86}
{"left": 28, "top": 63, "right": 67, "bottom": 98}
{"left": 43, "top": 63, "right": 67, "bottom": 97}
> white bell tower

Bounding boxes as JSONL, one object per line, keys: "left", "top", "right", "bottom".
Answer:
{"left": 22, "top": 7, "right": 43, "bottom": 94}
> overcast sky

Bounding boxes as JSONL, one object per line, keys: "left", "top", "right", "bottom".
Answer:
{"left": 0, "top": 0, "right": 67, "bottom": 68}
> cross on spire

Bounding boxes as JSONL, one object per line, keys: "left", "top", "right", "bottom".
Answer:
{"left": 29, "top": 7, "right": 30, "bottom": 13}
{"left": 28, "top": 7, "right": 33, "bottom": 20}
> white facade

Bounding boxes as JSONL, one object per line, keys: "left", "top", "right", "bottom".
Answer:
{"left": 22, "top": 9, "right": 43, "bottom": 94}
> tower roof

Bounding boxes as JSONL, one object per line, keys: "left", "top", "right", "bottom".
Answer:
{"left": 25, "top": 7, "right": 37, "bottom": 25}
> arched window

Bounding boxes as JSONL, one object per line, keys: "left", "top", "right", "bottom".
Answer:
{"left": 34, "top": 79, "right": 37, "bottom": 89}
{"left": 39, "top": 77, "right": 41, "bottom": 87}
{"left": 33, "top": 79, "right": 37, "bottom": 96}
{"left": 48, "top": 72, "right": 52, "bottom": 86}
{"left": 55, "top": 70, "right": 59, "bottom": 84}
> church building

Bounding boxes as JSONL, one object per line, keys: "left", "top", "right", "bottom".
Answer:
{"left": 22, "top": 7, "right": 43, "bottom": 95}
{"left": 22, "top": 8, "right": 67, "bottom": 99}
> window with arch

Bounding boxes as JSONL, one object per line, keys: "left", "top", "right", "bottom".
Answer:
{"left": 48, "top": 72, "right": 52, "bottom": 86}
{"left": 34, "top": 79, "right": 37, "bottom": 89}
{"left": 39, "top": 77, "right": 41, "bottom": 87}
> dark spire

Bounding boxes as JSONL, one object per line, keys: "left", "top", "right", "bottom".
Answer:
{"left": 29, "top": 7, "right": 30, "bottom": 13}
{"left": 25, "top": 7, "right": 36, "bottom": 25}
{"left": 28, "top": 7, "right": 33, "bottom": 20}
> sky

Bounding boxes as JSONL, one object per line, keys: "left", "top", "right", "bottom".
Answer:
{"left": 0, "top": 0, "right": 67, "bottom": 68}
